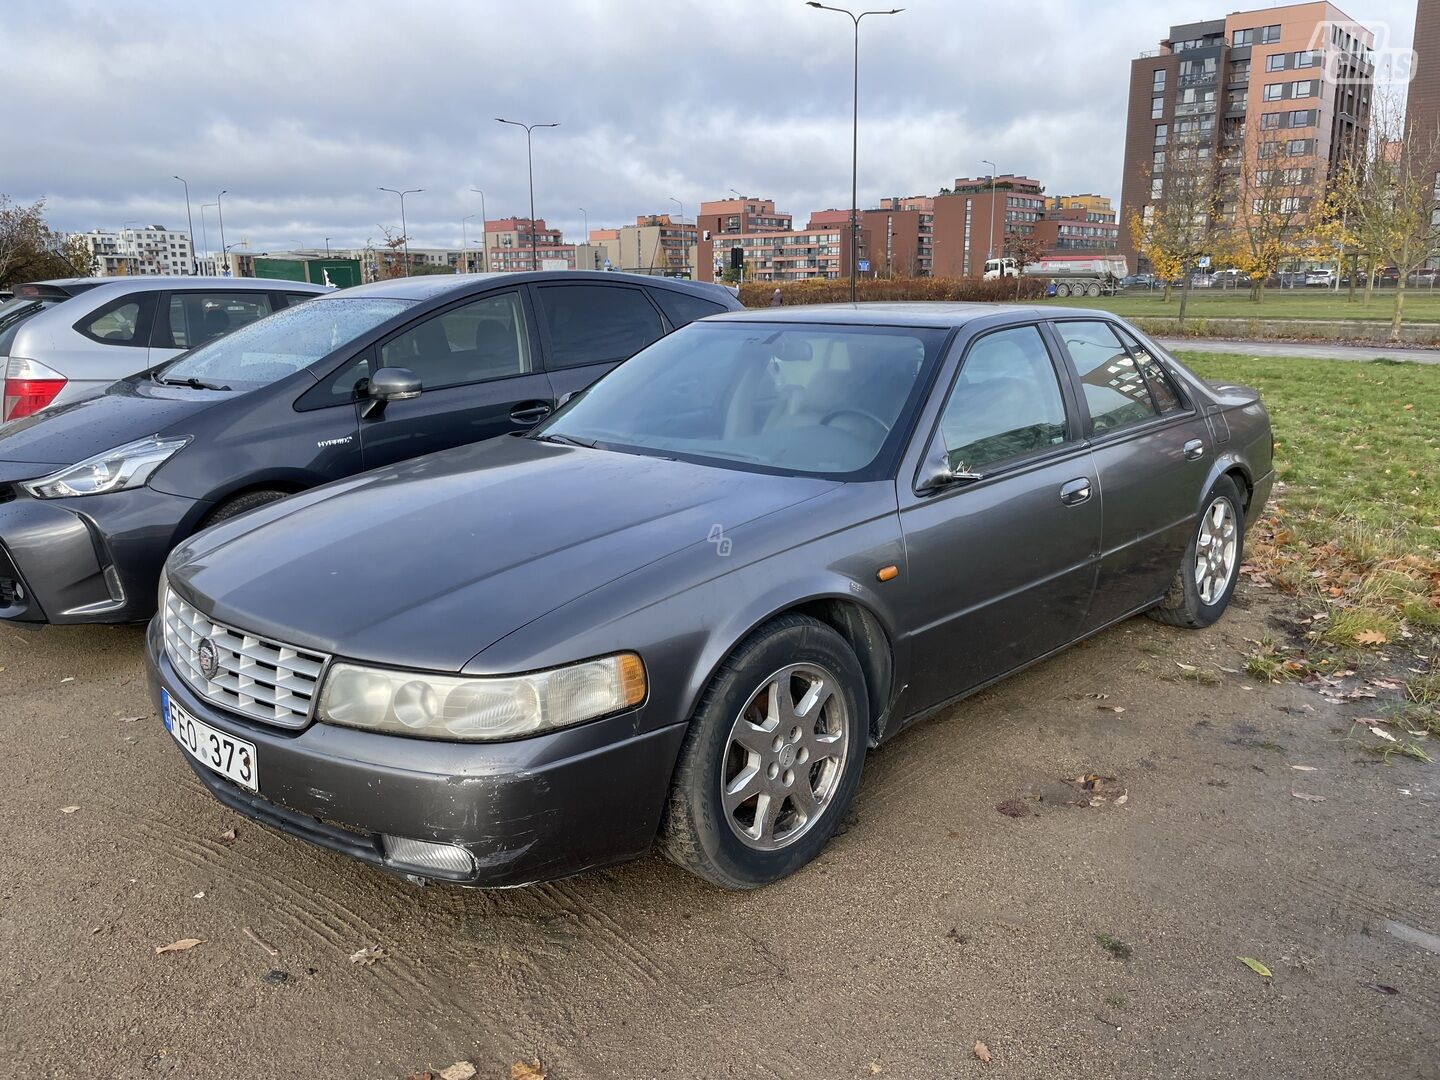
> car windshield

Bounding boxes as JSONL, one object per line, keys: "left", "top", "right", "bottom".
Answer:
{"left": 535, "top": 321, "right": 948, "bottom": 477}
{"left": 157, "top": 296, "right": 414, "bottom": 391}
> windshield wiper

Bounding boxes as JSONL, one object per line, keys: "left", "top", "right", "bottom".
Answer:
{"left": 533, "top": 432, "right": 597, "bottom": 448}
{"left": 156, "top": 374, "right": 232, "bottom": 391}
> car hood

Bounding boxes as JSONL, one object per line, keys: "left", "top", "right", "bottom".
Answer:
{"left": 171, "top": 436, "right": 838, "bottom": 671}
{"left": 0, "top": 374, "right": 230, "bottom": 467}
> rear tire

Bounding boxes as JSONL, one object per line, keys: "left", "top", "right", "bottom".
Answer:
{"left": 660, "top": 615, "right": 868, "bottom": 889}
{"left": 203, "top": 489, "right": 289, "bottom": 528}
{"left": 1086, "top": 281, "right": 1102, "bottom": 298}
{"left": 1055, "top": 282, "right": 1071, "bottom": 298}
{"left": 1148, "top": 476, "right": 1245, "bottom": 629}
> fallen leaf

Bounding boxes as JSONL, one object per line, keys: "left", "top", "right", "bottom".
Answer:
{"left": 1098, "top": 705, "right": 1126, "bottom": 713}
{"left": 155, "top": 938, "right": 205, "bottom": 954}
{"left": 974, "top": 1041, "right": 992, "bottom": 1064}
{"left": 1289, "top": 765, "right": 1317, "bottom": 772}
{"left": 439, "top": 1064, "right": 477, "bottom": 1080}
{"left": 1175, "top": 662, "right": 1198, "bottom": 672}
{"left": 1361, "top": 981, "right": 1400, "bottom": 995}
{"left": 59, "top": 805, "right": 80, "bottom": 814}
{"left": 215, "top": 828, "right": 237, "bottom": 845}
{"left": 60, "top": 677, "right": 74, "bottom": 683}
{"left": 349, "top": 945, "right": 388, "bottom": 965}
{"left": 1238, "top": 956, "right": 1272, "bottom": 978}
{"left": 192, "top": 891, "right": 205, "bottom": 899}
{"left": 1291, "top": 790, "right": 1326, "bottom": 802}
{"left": 1354, "top": 630, "right": 1389, "bottom": 646}
{"left": 510, "top": 1058, "right": 546, "bottom": 1080}
{"left": 1114, "top": 793, "right": 1129, "bottom": 806}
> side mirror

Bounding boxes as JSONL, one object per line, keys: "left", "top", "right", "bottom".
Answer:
{"left": 915, "top": 438, "right": 984, "bottom": 493}
{"left": 361, "top": 366, "right": 421, "bottom": 418}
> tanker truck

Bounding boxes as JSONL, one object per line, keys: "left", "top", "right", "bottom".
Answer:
{"left": 982, "top": 254, "right": 1129, "bottom": 297}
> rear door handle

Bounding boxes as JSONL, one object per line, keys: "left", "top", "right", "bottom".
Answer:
{"left": 1060, "top": 478, "right": 1091, "bottom": 506}
{"left": 1183, "top": 438, "right": 1205, "bottom": 460}
{"left": 510, "top": 401, "right": 553, "bottom": 424}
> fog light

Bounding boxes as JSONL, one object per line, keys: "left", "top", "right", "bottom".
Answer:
{"left": 381, "top": 835, "right": 476, "bottom": 875}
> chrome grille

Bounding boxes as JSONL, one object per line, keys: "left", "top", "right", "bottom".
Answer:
{"left": 163, "top": 587, "right": 329, "bottom": 729}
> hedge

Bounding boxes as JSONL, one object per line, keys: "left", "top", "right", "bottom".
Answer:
{"left": 738, "top": 276, "right": 1048, "bottom": 307}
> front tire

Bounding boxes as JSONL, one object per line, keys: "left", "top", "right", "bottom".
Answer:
{"left": 203, "top": 489, "right": 289, "bottom": 528}
{"left": 1149, "top": 476, "right": 1245, "bottom": 629}
{"left": 660, "top": 615, "right": 868, "bottom": 889}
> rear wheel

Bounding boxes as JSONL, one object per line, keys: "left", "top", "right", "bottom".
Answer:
{"left": 660, "top": 615, "right": 868, "bottom": 889}
{"left": 1086, "top": 281, "right": 1102, "bottom": 298}
{"left": 1055, "top": 282, "right": 1071, "bottom": 298}
{"left": 203, "top": 489, "right": 289, "bottom": 528}
{"left": 1149, "top": 476, "right": 1244, "bottom": 629}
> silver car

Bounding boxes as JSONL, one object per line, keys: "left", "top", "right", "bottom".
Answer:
{"left": 0, "top": 277, "right": 329, "bottom": 423}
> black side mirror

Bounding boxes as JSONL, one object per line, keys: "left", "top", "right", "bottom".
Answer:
{"left": 361, "top": 366, "right": 421, "bottom": 418}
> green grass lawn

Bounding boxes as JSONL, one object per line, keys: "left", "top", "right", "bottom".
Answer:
{"left": 1046, "top": 288, "right": 1440, "bottom": 322}
{"left": 1177, "top": 351, "right": 1440, "bottom": 650}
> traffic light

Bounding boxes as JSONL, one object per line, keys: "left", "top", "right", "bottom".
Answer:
{"left": 730, "top": 246, "right": 744, "bottom": 270}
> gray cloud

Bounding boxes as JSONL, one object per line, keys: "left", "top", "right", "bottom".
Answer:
{"left": 0, "top": 0, "right": 1418, "bottom": 253}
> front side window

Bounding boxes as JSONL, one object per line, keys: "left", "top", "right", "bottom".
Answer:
{"left": 159, "top": 296, "right": 413, "bottom": 391}
{"left": 936, "top": 325, "right": 1068, "bottom": 472}
{"left": 379, "top": 290, "right": 530, "bottom": 390}
{"left": 537, "top": 284, "right": 664, "bottom": 369}
{"left": 536, "top": 322, "right": 947, "bottom": 478}
{"left": 1056, "top": 321, "right": 1158, "bottom": 433}
{"left": 162, "top": 291, "right": 273, "bottom": 350}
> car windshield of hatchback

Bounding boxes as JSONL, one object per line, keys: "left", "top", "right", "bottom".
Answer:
{"left": 156, "top": 296, "right": 415, "bottom": 391}
{"left": 535, "top": 321, "right": 948, "bottom": 477}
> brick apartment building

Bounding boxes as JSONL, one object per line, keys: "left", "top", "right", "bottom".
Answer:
{"left": 696, "top": 197, "right": 793, "bottom": 240}
{"left": 1407, "top": 0, "right": 1440, "bottom": 144}
{"left": 931, "top": 175, "right": 1047, "bottom": 277}
{"left": 1036, "top": 194, "right": 1121, "bottom": 253}
{"left": 485, "top": 217, "right": 582, "bottom": 272}
{"left": 1119, "top": 2, "right": 1374, "bottom": 268}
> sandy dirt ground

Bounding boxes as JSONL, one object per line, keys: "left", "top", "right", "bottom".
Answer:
{"left": 2, "top": 586, "right": 1437, "bottom": 1080}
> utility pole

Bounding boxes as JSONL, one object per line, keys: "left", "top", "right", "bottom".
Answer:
{"left": 216, "top": 191, "right": 228, "bottom": 276}
{"left": 981, "top": 159, "right": 998, "bottom": 269}
{"left": 470, "top": 188, "right": 487, "bottom": 271}
{"left": 496, "top": 118, "right": 560, "bottom": 271}
{"left": 172, "top": 175, "right": 196, "bottom": 274}
{"left": 378, "top": 187, "right": 423, "bottom": 275}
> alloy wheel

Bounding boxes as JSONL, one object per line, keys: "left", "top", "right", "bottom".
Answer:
{"left": 1195, "top": 496, "right": 1238, "bottom": 605}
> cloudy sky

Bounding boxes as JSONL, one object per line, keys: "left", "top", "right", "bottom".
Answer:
{"left": 2, "top": 0, "right": 1419, "bottom": 254}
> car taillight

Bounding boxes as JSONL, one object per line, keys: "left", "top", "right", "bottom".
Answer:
{"left": 2, "top": 357, "right": 67, "bottom": 422}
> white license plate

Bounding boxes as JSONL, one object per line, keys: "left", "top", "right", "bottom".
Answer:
{"left": 163, "top": 690, "right": 259, "bottom": 793}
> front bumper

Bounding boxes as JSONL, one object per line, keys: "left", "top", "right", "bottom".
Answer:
{"left": 0, "top": 484, "right": 204, "bottom": 624}
{"left": 145, "top": 617, "right": 688, "bottom": 887}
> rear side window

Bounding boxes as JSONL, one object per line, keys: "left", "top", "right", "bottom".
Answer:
{"left": 1056, "top": 320, "right": 1158, "bottom": 433}
{"left": 536, "top": 284, "right": 664, "bottom": 369}
{"left": 1116, "top": 328, "right": 1186, "bottom": 414}
{"left": 75, "top": 293, "right": 156, "bottom": 347}
{"left": 650, "top": 288, "right": 728, "bottom": 328}
{"left": 159, "top": 291, "right": 274, "bottom": 350}
{"left": 937, "top": 325, "right": 1069, "bottom": 471}
{"left": 283, "top": 293, "right": 316, "bottom": 308}
{"left": 379, "top": 290, "right": 531, "bottom": 390}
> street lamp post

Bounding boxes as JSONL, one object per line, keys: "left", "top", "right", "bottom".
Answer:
{"left": 461, "top": 215, "right": 475, "bottom": 272}
{"left": 324, "top": 237, "right": 332, "bottom": 256}
{"left": 981, "top": 159, "right": 998, "bottom": 269}
{"left": 470, "top": 188, "right": 487, "bottom": 271}
{"left": 669, "top": 196, "right": 688, "bottom": 276}
{"left": 172, "top": 175, "right": 196, "bottom": 274}
{"left": 378, "top": 187, "right": 423, "bottom": 275}
{"left": 806, "top": 2, "right": 902, "bottom": 303}
{"left": 200, "top": 203, "right": 216, "bottom": 273}
{"left": 216, "top": 191, "right": 228, "bottom": 275}
{"left": 496, "top": 118, "right": 560, "bottom": 272}
{"left": 579, "top": 207, "right": 592, "bottom": 268}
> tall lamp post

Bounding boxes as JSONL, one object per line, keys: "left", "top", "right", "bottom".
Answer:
{"left": 981, "top": 159, "right": 998, "bottom": 268}
{"left": 669, "top": 196, "right": 688, "bottom": 276}
{"left": 200, "top": 202, "right": 217, "bottom": 273}
{"left": 806, "top": 2, "right": 902, "bottom": 303}
{"left": 324, "top": 237, "right": 332, "bottom": 256}
{"left": 496, "top": 118, "right": 560, "bottom": 271}
{"left": 172, "top": 175, "right": 197, "bottom": 273}
{"left": 461, "top": 215, "right": 475, "bottom": 272}
{"left": 579, "top": 207, "right": 592, "bottom": 268}
{"left": 378, "top": 187, "right": 423, "bottom": 275}
{"left": 216, "top": 190, "right": 228, "bottom": 275}
{"left": 470, "top": 188, "right": 487, "bottom": 271}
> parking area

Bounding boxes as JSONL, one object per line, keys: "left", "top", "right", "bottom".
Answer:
{"left": 2, "top": 585, "right": 1436, "bottom": 1080}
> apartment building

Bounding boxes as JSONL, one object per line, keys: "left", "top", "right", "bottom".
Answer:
{"left": 612, "top": 214, "right": 697, "bottom": 276}
{"left": 1119, "top": 2, "right": 1374, "bottom": 267}
{"left": 931, "top": 175, "right": 1046, "bottom": 277}
{"left": 72, "top": 226, "right": 195, "bottom": 276}
{"left": 1407, "top": 0, "right": 1440, "bottom": 144}
{"left": 697, "top": 222, "right": 866, "bottom": 284}
{"left": 1036, "top": 194, "right": 1121, "bottom": 253}
{"left": 697, "top": 197, "right": 792, "bottom": 239}
{"left": 483, "top": 217, "right": 579, "bottom": 271}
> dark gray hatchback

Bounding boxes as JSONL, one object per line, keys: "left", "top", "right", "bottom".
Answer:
{"left": 0, "top": 271, "right": 739, "bottom": 624}
{"left": 148, "top": 304, "right": 1272, "bottom": 890}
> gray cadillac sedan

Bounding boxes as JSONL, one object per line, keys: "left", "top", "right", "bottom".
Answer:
{"left": 147, "top": 304, "right": 1272, "bottom": 890}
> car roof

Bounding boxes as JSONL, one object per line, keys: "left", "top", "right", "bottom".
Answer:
{"left": 342, "top": 270, "right": 739, "bottom": 304}
{"left": 706, "top": 301, "right": 1119, "bottom": 329}
{"left": 62, "top": 276, "right": 328, "bottom": 297}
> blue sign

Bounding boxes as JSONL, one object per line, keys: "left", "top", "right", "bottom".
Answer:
{"left": 857, "top": 259, "right": 870, "bottom": 272}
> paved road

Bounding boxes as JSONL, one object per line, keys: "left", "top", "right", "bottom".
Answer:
{"left": 1161, "top": 336, "right": 1440, "bottom": 364}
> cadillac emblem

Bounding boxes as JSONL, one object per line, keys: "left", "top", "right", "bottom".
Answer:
{"left": 197, "top": 638, "right": 220, "bottom": 681}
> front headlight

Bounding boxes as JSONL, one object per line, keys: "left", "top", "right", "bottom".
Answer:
{"left": 22, "top": 434, "right": 191, "bottom": 498}
{"left": 317, "top": 653, "right": 647, "bottom": 741}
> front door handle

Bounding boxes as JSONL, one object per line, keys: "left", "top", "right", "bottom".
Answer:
{"left": 510, "top": 401, "right": 553, "bottom": 424}
{"left": 1183, "top": 438, "right": 1205, "bottom": 460}
{"left": 1060, "top": 478, "right": 1091, "bottom": 506}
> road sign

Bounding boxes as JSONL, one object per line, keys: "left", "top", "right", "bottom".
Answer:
{"left": 857, "top": 259, "right": 870, "bottom": 272}
{"left": 1197, "top": 255, "right": 1211, "bottom": 268}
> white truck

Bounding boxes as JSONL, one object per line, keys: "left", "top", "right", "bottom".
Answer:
{"left": 982, "top": 254, "right": 1130, "bottom": 298}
